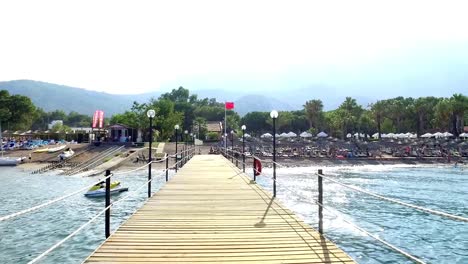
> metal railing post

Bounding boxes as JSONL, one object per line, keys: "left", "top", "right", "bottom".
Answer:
{"left": 105, "top": 169, "right": 111, "bottom": 238}
{"left": 318, "top": 169, "right": 323, "bottom": 235}
{"left": 165, "top": 156, "right": 169, "bottom": 182}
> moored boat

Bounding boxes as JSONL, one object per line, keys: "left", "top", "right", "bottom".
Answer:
{"left": 58, "top": 148, "right": 74, "bottom": 160}
{"left": 84, "top": 181, "right": 129, "bottom": 197}
{"left": 0, "top": 156, "right": 26, "bottom": 166}
{"left": 48, "top": 145, "right": 67, "bottom": 153}
{"left": 33, "top": 148, "right": 50, "bottom": 153}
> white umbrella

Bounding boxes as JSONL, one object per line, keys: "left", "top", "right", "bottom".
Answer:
{"left": 244, "top": 133, "right": 251, "bottom": 138}
{"left": 387, "top": 133, "right": 396, "bottom": 138}
{"left": 433, "top": 132, "right": 444, "bottom": 138}
{"left": 279, "top": 132, "right": 288, "bottom": 138}
{"left": 459, "top": 132, "right": 467, "bottom": 138}
{"left": 372, "top": 133, "right": 379, "bottom": 139}
{"left": 421, "top": 133, "right": 432, "bottom": 138}
{"left": 317, "top": 131, "right": 328, "bottom": 138}
{"left": 346, "top": 133, "right": 352, "bottom": 138}
{"left": 443, "top": 132, "right": 453, "bottom": 137}
{"left": 261, "top": 133, "right": 272, "bottom": 138}
{"left": 300, "top": 132, "right": 312, "bottom": 138}
{"left": 287, "top": 132, "right": 297, "bottom": 137}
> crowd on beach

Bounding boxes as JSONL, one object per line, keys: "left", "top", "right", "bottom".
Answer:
{"left": 213, "top": 135, "right": 468, "bottom": 163}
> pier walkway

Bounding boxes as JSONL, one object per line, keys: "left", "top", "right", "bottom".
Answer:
{"left": 85, "top": 155, "right": 354, "bottom": 263}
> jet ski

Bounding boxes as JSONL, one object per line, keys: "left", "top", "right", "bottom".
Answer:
{"left": 84, "top": 180, "right": 128, "bottom": 197}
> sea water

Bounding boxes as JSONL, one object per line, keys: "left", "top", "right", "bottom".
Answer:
{"left": 0, "top": 165, "right": 467, "bottom": 263}
{"left": 255, "top": 164, "right": 468, "bottom": 264}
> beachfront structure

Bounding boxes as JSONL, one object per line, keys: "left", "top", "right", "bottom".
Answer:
{"left": 205, "top": 121, "right": 222, "bottom": 140}
{"left": 107, "top": 124, "right": 136, "bottom": 142}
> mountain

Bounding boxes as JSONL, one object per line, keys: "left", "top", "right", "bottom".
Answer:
{"left": 234, "top": 95, "right": 294, "bottom": 116}
{"left": 3, "top": 79, "right": 384, "bottom": 117}
{"left": 0, "top": 80, "right": 160, "bottom": 116}
{"left": 0, "top": 80, "right": 297, "bottom": 117}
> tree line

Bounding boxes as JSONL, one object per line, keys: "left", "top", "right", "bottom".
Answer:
{"left": 1, "top": 88, "right": 467, "bottom": 141}
{"left": 0, "top": 90, "right": 91, "bottom": 133}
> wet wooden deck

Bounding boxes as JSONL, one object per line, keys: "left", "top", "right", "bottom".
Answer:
{"left": 85, "top": 155, "right": 355, "bottom": 263}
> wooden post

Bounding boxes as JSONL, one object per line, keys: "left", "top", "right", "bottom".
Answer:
{"left": 318, "top": 169, "right": 323, "bottom": 235}
{"left": 105, "top": 169, "right": 111, "bottom": 238}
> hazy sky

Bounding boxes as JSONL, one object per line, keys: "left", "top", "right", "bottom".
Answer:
{"left": 1, "top": 0, "right": 467, "bottom": 95}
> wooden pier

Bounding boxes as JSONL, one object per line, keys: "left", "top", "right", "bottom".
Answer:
{"left": 85, "top": 155, "right": 355, "bottom": 263}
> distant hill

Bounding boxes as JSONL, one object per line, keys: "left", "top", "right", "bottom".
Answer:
{"left": 0, "top": 80, "right": 159, "bottom": 116}
{"left": 234, "top": 95, "right": 294, "bottom": 116}
{"left": 0, "top": 80, "right": 297, "bottom": 117}
{"left": 0, "top": 80, "right": 377, "bottom": 117}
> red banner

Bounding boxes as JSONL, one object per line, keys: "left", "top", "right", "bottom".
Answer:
{"left": 225, "top": 102, "right": 234, "bottom": 110}
{"left": 92, "top": 110, "right": 105, "bottom": 128}
{"left": 92, "top": 110, "right": 99, "bottom": 128}
{"left": 98, "top": 110, "right": 104, "bottom": 128}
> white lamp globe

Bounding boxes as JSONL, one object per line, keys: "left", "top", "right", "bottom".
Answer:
{"left": 174, "top": 124, "right": 179, "bottom": 130}
{"left": 147, "top": 109, "right": 156, "bottom": 118}
{"left": 270, "top": 110, "right": 278, "bottom": 119}
{"left": 241, "top": 125, "right": 246, "bottom": 130}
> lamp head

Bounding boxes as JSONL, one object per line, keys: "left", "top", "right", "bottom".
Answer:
{"left": 241, "top": 125, "right": 246, "bottom": 131}
{"left": 230, "top": 130, "right": 234, "bottom": 134}
{"left": 147, "top": 109, "right": 156, "bottom": 118}
{"left": 184, "top": 130, "right": 188, "bottom": 134}
{"left": 270, "top": 110, "right": 278, "bottom": 119}
{"left": 174, "top": 124, "right": 179, "bottom": 130}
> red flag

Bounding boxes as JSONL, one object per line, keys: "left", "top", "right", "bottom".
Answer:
{"left": 98, "top": 110, "right": 104, "bottom": 128}
{"left": 225, "top": 102, "right": 234, "bottom": 110}
{"left": 92, "top": 110, "right": 99, "bottom": 128}
{"left": 92, "top": 110, "right": 105, "bottom": 128}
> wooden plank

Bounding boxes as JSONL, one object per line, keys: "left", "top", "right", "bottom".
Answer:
{"left": 85, "top": 155, "right": 355, "bottom": 264}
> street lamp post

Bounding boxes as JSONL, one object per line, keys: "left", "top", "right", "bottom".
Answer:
{"left": 241, "top": 125, "right": 246, "bottom": 172}
{"left": 147, "top": 109, "right": 156, "bottom": 198}
{"left": 174, "top": 124, "right": 179, "bottom": 172}
{"left": 270, "top": 110, "right": 278, "bottom": 197}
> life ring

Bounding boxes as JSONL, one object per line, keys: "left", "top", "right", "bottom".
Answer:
{"left": 253, "top": 158, "right": 262, "bottom": 176}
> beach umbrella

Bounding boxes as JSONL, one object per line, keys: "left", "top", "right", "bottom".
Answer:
{"left": 387, "top": 133, "right": 396, "bottom": 138}
{"left": 346, "top": 133, "right": 352, "bottom": 138}
{"left": 372, "top": 133, "right": 379, "bottom": 139}
{"left": 459, "top": 133, "right": 468, "bottom": 138}
{"left": 244, "top": 133, "right": 251, "bottom": 138}
{"left": 261, "top": 133, "right": 272, "bottom": 138}
{"left": 443, "top": 132, "right": 453, "bottom": 138}
{"left": 433, "top": 132, "right": 444, "bottom": 138}
{"left": 317, "top": 131, "right": 328, "bottom": 138}
{"left": 421, "top": 133, "right": 432, "bottom": 138}
{"left": 300, "top": 131, "right": 312, "bottom": 138}
{"left": 287, "top": 132, "right": 297, "bottom": 137}
{"left": 279, "top": 132, "right": 288, "bottom": 138}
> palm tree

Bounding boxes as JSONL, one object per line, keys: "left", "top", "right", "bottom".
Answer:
{"left": 450, "top": 94, "right": 468, "bottom": 136}
{"left": 304, "top": 99, "right": 324, "bottom": 130}
{"left": 370, "top": 100, "right": 386, "bottom": 140}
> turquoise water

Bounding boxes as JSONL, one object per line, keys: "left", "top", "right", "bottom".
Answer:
{"left": 0, "top": 164, "right": 467, "bottom": 263}
{"left": 255, "top": 165, "right": 468, "bottom": 264}
{"left": 0, "top": 167, "right": 174, "bottom": 264}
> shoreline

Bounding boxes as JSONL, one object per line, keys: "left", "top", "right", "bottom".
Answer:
{"left": 14, "top": 154, "right": 465, "bottom": 173}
